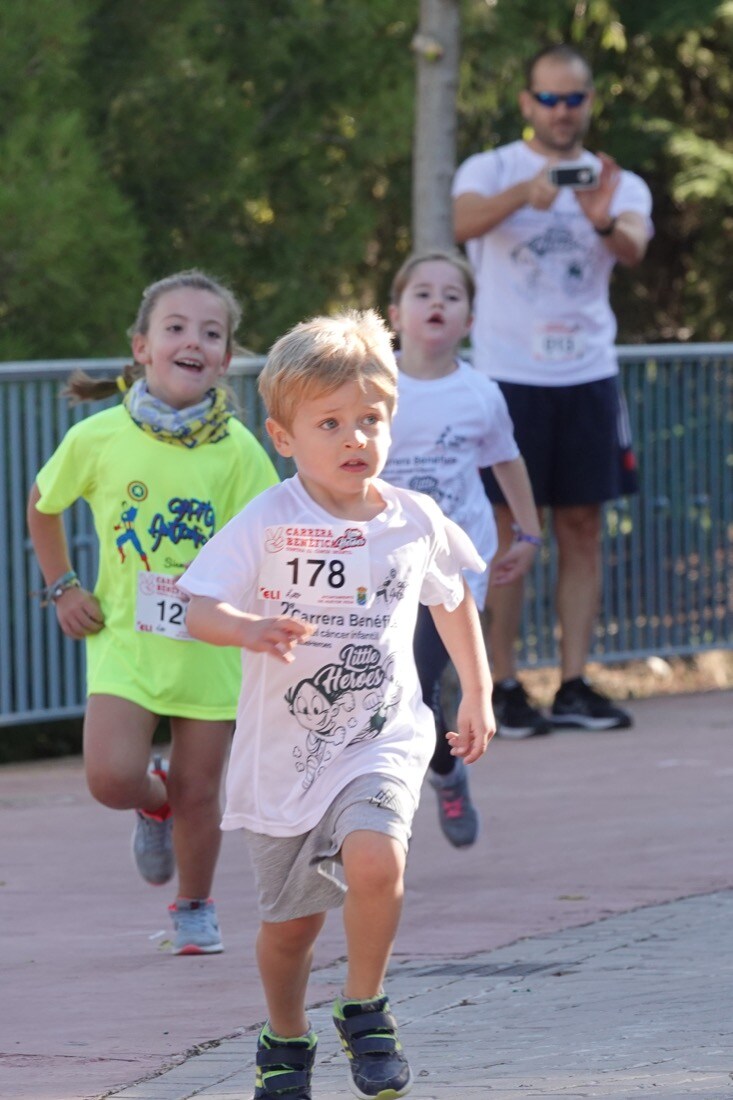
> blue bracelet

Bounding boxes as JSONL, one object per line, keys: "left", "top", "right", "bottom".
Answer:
{"left": 512, "top": 525, "right": 542, "bottom": 548}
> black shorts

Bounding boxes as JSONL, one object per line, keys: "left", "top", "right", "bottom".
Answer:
{"left": 481, "top": 376, "right": 638, "bottom": 509}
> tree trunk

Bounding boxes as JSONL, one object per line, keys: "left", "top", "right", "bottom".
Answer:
{"left": 412, "top": 0, "right": 461, "bottom": 251}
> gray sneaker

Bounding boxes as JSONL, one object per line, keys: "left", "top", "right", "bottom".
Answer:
{"left": 428, "top": 757, "right": 479, "bottom": 848}
{"left": 131, "top": 755, "right": 174, "bottom": 886}
{"left": 169, "top": 898, "right": 223, "bottom": 955}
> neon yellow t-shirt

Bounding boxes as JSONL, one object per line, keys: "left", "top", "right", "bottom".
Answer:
{"left": 35, "top": 406, "right": 279, "bottom": 719}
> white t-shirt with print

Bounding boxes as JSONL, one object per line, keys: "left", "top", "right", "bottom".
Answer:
{"left": 178, "top": 474, "right": 484, "bottom": 837}
{"left": 452, "top": 140, "right": 653, "bottom": 386}
{"left": 381, "top": 359, "right": 519, "bottom": 604}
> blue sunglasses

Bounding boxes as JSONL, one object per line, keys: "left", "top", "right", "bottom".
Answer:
{"left": 531, "top": 91, "right": 588, "bottom": 108}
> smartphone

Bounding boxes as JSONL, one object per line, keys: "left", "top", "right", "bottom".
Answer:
{"left": 547, "top": 162, "right": 599, "bottom": 190}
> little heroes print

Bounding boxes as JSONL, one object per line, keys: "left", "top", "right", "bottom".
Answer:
{"left": 259, "top": 525, "right": 372, "bottom": 608}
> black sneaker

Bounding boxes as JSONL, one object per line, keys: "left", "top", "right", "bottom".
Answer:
{"left": 551, "top": 677, "right": 633, "bottom": 730}
{"left": 492, "top": 679, "right": 552, "bottom": 739}
{"left": 254, "top": 1026, "right": 317, "bottom": 1099}
{"left": 333, "top": 994, "right": 412, "bottom": 1099}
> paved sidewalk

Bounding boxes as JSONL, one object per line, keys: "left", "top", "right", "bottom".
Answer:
{"left": 2, "top": 690, "right": 732, "bottom": 1100}
{"left": 108, "top": 890, "right": 733, "bottom": 1099}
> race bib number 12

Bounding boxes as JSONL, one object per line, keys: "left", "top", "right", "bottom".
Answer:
{"left": 135, "top": 572, "right": 193, "bottom": 641}
{"left": 258, "top": 525, "right": 371, "bottom": 607}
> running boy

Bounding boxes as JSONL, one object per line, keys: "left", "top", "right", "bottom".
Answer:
{"left": 179, "top": 309, "right": 495, "bottom": 1100}
{"left": 383, "top": 250, "right": 543, "bottom": 848}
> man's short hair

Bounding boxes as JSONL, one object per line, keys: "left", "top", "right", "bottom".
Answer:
{"left": 525, "top": 44, "right": 593, "bottom": 90}
{"left": 259, "top": 309, "right": 398, "bottom": 430}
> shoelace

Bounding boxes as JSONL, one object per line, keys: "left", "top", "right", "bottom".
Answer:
{"left": 560, "top": 679, "right": 607, "bottom": 706}
{"left": 174, "top": 904, "right": 215, "bottom": 936}
{"left": 137, "top": 812, "right": 170, "bottom": 852}
{"left": 438, "top": 793, "right": 465, "bottom": 819}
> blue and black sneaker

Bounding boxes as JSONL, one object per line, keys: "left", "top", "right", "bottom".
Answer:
{"left": 333, "top": 994, "right": 412, "bottom": 1099}
{"left": 253, "top": 1024, "right": 317, "bottom": 1100}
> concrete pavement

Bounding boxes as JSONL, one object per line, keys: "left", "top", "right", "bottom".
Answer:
{"left": 2, "top": 690, "right": 732, "bottom": 1100}
{"left": 107, "top": 891, "right": 733, "bottom": 1099}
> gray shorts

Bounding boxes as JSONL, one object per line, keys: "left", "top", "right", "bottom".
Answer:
{"left": 243, "top": 773, "right": 415, "bottom": 923}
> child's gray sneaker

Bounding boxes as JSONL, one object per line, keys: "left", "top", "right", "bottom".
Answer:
{"left": 131, "top": 755, "right": 174, "bottom": 885}
{"left": 169, "top": 898, "right": 223, "bottom": 955}
{"left": 428, "top": 757, "right": 479, "bottom": 848}
{"left": 333, "top": 994, "right": 412, "bottom": 1099}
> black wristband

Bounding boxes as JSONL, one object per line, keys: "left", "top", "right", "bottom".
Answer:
{"left": 594, "top": 216, "right": 617, "bottom": 237}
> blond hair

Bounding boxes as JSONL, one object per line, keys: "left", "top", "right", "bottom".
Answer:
{"left": 389, "top": 249, "right": 476, "bottom": 307}
{"left": 64, "top": 269, "right": 242, "bottom": 404}
{"left": 259, "top": 309, "right": 398, "bottom": 430}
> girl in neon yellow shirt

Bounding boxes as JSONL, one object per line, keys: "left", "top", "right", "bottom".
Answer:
{"left": 27, "top": 270, "right": 278, "bottom": 955}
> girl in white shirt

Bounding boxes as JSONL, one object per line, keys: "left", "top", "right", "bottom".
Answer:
{"left": 383, "top": 251, "right": 542, "bottom": 848}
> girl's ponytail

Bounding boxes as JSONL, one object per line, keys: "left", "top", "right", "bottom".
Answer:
{"left": 62, "top": 362, "right": 143, "bottom": 405}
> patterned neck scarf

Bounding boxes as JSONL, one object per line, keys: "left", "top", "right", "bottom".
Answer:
{"left": 123, "top": 379, "right": 231, "bottom": 448}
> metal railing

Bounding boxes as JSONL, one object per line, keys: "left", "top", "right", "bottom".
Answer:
{"left": 524, "top": 345, "right": 733, "bottom": 665}
{"left": 1, "top": 347, "right": 732, "bottom": 725}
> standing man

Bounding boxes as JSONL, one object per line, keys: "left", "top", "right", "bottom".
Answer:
{"left": 453, "top": 44, "right": 653, "bottom": 738}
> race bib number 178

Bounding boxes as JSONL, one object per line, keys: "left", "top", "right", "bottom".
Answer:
{"left": 258, "top": 525, "right": 371, "bottom": 607}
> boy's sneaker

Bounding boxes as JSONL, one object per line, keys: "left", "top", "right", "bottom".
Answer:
{"left": 492, "top": 679, "right": 552, "bottom": 739}
{"left": 169, "top": 898, "right": 223, "bottom": 955}
{"left": 551, "top": 677, "right": 633, "bottom": 730}
{"left": 254, "top": 1024, "right": 317, "bottom": 1099}
{"left": 131, "top": 755, "right": 174, "bottom": 885}
{"left": 333, "top": 994, "right": 412, "bottom": 1099}
{"left": 428, "top": 758, "right": 479, "bottom": 848}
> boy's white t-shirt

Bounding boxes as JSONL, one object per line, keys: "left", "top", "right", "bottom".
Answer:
{"left": 452, "top": 140, "right": 653, "bottom": 386}
{"left": 382, "top": 359, "right": 519, "bottom": 604}
{"left": 179, "top": 474, "right": 484, "bottom": 837}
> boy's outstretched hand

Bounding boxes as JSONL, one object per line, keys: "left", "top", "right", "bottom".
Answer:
{"left": 446, "top": 688, "right": 496, "bottom": 764}
{"left": 184, "top": 594, "right": 315, "bottom": 662}
{"left": 240, "top": 615, "right": 316, "bottom": 663}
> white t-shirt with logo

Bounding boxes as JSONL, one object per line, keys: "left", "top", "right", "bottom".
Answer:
{"left": 452, "top": 140, "right": 653, "bottom": 386}
{"left": 178, "top": 474, "right": 484, "bottom": 837}
{"left": 381, "top": 359, "right": 519, "bottom": 603}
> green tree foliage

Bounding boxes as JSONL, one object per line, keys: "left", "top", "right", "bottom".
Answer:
{"left": 0, "top": 2, "right": 144, "bottom": 358}
{"left": 84, "top": 0, "right": 414, "bottom": 350}
{"left": 1, "top": 0, "right": 732, "bottom": 357}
